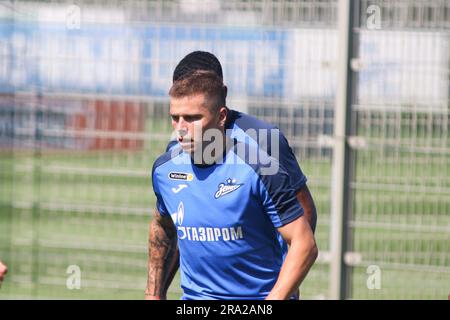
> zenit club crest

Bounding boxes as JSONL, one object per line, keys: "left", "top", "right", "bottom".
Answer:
{"left": 168, "top": 172, "right": 194, "bottom": 181}
{"left": 214, "top": 178, "right": 243, "bottom": 199}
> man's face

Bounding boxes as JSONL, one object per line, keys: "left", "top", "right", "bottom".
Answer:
{"left": 170, "top": 93, "right": 226, "bottom": 155}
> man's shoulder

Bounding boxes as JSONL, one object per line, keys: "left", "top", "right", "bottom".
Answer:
{"left": 228, "top": 109, "right": 289, "bottom": 150}
{"left": 152, "top": 146, "right": 183, "bottom": 176}
{"left": 228, "top": 109, "right": 278, "bottom": 132}
{"left": 231, "top": 140, "right": 281, "bottom": 177}
{"left": 228, "top": 109, "right": 293, "bottom": 159}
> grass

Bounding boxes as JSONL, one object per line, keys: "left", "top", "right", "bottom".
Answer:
{"left": 0, "top": 121, "right": 449, "bottom": 300}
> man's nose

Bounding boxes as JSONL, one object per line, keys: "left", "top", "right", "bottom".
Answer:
{"left": 176, "top": 118, "right": 188, "bottom": 136}
{"left": 178, "top": 128, "right": 188, "bottom": 138}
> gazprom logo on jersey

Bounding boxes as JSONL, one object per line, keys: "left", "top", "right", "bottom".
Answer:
{"left": 215, "top": 178, "right": 243, "bottom": 199}
{"left": 176, "top": 202, "right": 184, "bottom": 225}
{"left": 172, "top": 201, "right": 244, "bottom": 242}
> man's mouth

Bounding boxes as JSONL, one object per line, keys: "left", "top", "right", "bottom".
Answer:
{"left": 178, "top": 137, "right": 195, "bottom": 149}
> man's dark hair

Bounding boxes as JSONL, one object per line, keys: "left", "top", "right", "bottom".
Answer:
{"left": 169, "top": 70, "right": 225, "bottom": 113}
{"left": 173, "top": 51, "right": 223, "bottom": 82}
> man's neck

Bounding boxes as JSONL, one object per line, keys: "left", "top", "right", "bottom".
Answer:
{"left": 191, "top": 135, "right": 233, "bottom": 167}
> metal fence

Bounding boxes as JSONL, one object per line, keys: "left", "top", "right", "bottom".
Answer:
{"left": 0, "top": 0, "right": 448, "bottom": 299}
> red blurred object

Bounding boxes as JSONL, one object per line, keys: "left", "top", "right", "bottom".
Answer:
{"left": 74, "top": 99, "right": 145, "bottom": 151}
{"left": 0, "top": 93, "right": 145, "bottom": 151}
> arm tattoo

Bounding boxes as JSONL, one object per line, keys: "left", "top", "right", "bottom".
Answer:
{"left": 146, "top": 210, "right": 177, "bottom": 297}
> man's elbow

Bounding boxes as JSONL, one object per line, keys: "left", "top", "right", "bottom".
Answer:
{"left": 309, "top": 241, "right": 319, "bottom": 263}
{"left": 310, "top": 207, "right": 317, "bottom": 234}
{"left": 302, "top": 237, "right": 318, "bottom": 263}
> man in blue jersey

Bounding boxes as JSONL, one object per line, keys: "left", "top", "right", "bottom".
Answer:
{"left": 146, "top": 70, "right": 318, "bottom": 300}
{"left": 169, "top": 51, "right": 316, "bottom": 232}
{"left": 146, "top": 51, "right": 318, "bottom": 299}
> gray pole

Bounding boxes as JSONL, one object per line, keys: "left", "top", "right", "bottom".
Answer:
{"left": 329, "top": 0, "right": 358, "bottom": 300}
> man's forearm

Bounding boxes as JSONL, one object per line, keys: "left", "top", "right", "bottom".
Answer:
{"left": 146, "top": 213, "right": 177, "bottom": 299}
{"left": 266, "top": 239, "right": 318, "bottom": 300}
{"left": 162, "top": 245, "right": 179, "bottom": 294}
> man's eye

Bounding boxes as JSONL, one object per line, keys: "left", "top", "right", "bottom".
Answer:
{"left": 171, "top": 115, "right": 179, "bottom": 122}
{"left": 185, "top": 116, "right": 201, "bottom": 122}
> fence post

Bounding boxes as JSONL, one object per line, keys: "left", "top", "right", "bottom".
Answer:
{"left": 31, "top": 93, "right": 43, "bottom": 297}
{"left": 329, "top": 0, "right": 358, "bottom": 300}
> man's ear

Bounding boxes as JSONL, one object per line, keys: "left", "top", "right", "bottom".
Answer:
{"left": 218, "top": 106, "right": 227, "bottom": 127}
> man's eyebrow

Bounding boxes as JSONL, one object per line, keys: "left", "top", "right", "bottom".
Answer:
{"left": 169, "top": 113, "right": 202, "bottom": 117}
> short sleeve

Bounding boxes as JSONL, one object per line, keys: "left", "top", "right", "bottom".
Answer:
{"left": 277, "top": 133, "right": 307, "bottom": 192}
{"left": 257, "top": 161, "right": 304, "bottom": 228}
{"left": 152, "top": 168, "right": 170, "bottom": 217}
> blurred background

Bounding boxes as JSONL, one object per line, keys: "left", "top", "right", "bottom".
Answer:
{"left": 0, "top": 0, "right": 448, "bottom": 299}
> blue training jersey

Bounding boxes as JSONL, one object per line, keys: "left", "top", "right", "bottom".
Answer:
{"left": 152, "top": 140, "right": 304, "bottom": 300}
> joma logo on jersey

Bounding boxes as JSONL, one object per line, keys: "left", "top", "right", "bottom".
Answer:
{"left": 168, "top": 172, "right": 193, "bottom": 181}
{"left": 214, "top": 178, "right": 243, "bottom": 199}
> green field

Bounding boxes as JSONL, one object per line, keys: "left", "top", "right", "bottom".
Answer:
{"left": 0, "top": 129, "right": 449, "bottom": 300}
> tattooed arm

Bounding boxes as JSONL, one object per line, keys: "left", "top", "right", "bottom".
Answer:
{"left": 162, "top": 244, "right": 179, "bottom": 295}
{"left": 145, "top": 209, "right": 178, "bottom": 300}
